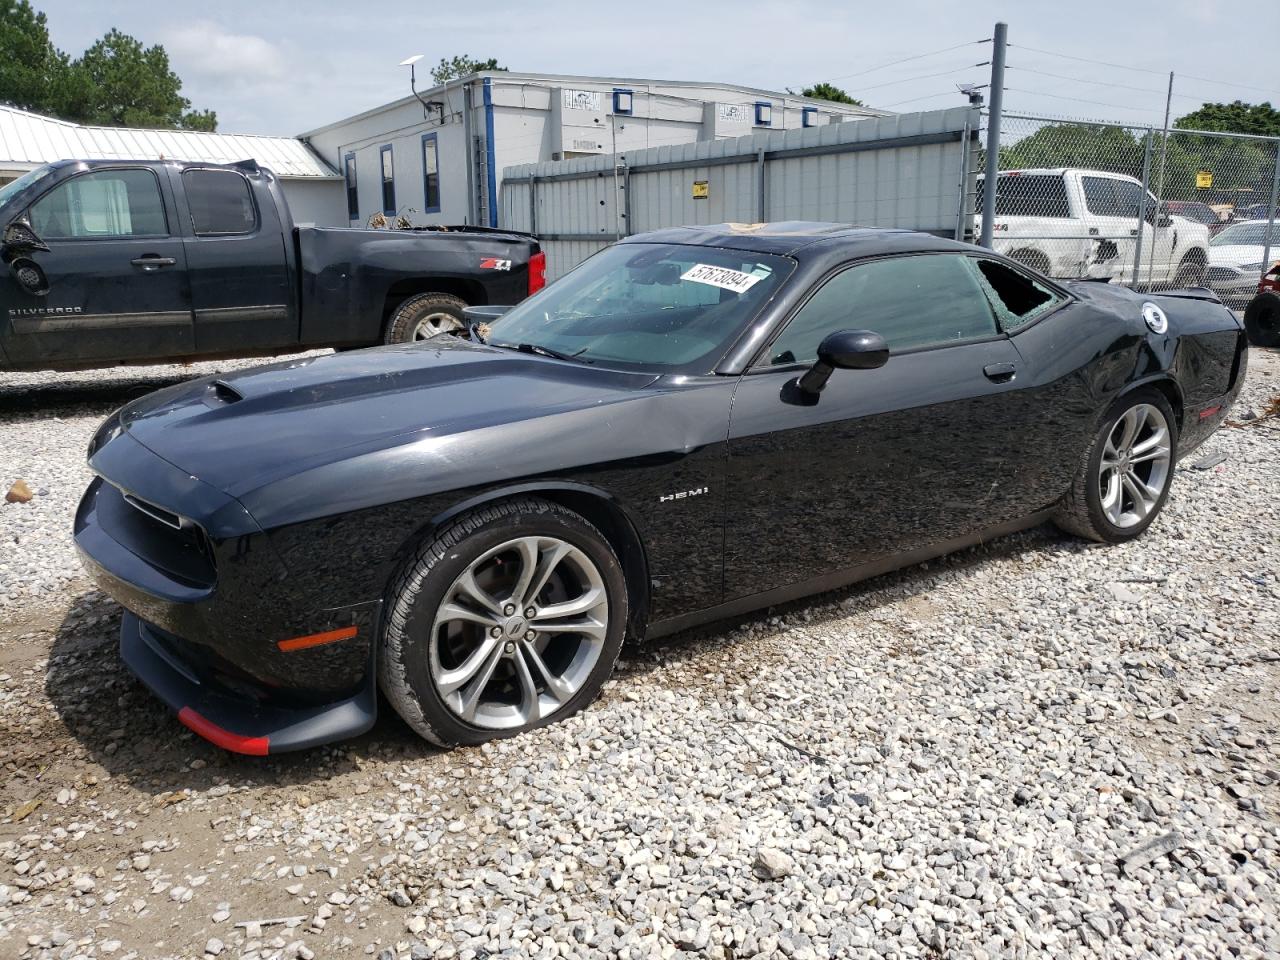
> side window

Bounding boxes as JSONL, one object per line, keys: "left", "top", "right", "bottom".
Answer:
{"left": 1082, "top": 177, "right": 1116, "bottom": 216}
{"left": 29, "top": 169, "right": 167, "bottom": 239}
{"left": 380, "top": 145, "right": 395, "bottom": 215}
{"left": 978, "top": 174, "right": 1070, "bottom": 218}
{"left": 970, "top": 258, "right": 1063, "bottom": 332}
{"left": 766, "top": 254, "right": 998, "bottom": 365}
{"left": 344, "top": 153, "right": 358, "bottom": 221}
{"left": 421, "top": 134, "right": 440, "bottom": 213}
{"left": 182, "top": 169, "right": 257, "bottom": 235}
{"left": 1112, "top": 180, "right": 1142, "bottom": 219}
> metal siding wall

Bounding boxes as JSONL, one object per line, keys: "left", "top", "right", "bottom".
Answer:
{"left": 502, "top": 107, "right": 976, "bottom": 279}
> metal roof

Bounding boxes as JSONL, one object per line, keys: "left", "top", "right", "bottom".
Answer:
{"left": 0, "top": 105, "right": 338, "bottom": 179}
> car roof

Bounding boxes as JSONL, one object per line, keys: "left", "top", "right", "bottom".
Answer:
{"left": 48, "top": 157, "right": 271, "bottom": 176}
{"left": 619, "top": 222, "right": 968, "bottom": 257}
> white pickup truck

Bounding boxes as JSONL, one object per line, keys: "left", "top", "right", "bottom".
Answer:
{"left": 976, "top": 168, "right": 1209, "bottom": 287}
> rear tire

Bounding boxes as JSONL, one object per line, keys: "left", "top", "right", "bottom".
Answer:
{"left": 379, "top": 498, "right": 627, "bottom": 748}
{"left": 1053, "top": 388, "right": 1178, "bottom": 544}
{"left": 384, "top": 292, "right": 468, "bottom": 344}
{"left": 1243, "top": 291, "right": 1280, "bottom": 348}
{"left": 1174, "top": 255, "right": 1206, "bottom": 288}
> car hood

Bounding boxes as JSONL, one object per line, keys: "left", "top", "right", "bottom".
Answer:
{"left": 117, "top": 339, "right": 659, "bottom": 499}
{"left": 1208, "top": 243, "right": 1265, "bottom": 267}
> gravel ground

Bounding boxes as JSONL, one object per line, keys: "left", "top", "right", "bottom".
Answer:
{"left": 1, "top": 349, "right": 1278, "bottom": 960}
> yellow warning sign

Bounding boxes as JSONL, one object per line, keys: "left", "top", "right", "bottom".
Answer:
{"left": 692, "top": 180, "right": 709, "bottom": 199}
{"left": 1196, "top": 170, "right": 1213, "bottom": 189}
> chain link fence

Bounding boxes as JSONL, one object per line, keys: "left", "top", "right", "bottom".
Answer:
{"left": 973, "top": 112, "right": 1280, "bottom": 305}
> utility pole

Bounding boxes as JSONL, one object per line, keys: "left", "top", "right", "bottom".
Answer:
{"left": 979, "top": 21, "right": 1007, "bottom": 249}
{"left": 1147, "top": 71, "right": 1174, "bottom": 287}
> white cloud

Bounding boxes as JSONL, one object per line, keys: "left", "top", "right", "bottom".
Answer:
{"left": 160, "top": 20, "right": 290, "bottom": 83}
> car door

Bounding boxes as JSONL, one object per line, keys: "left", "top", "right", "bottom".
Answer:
{"left": 1080, "top": 174, "right": 1147, "bottom": 283}
{"left": 175, "top": 167, "right": 294, "bottom": 355}
{"left": 722, "top": 251, "right": 1045, "bottom": 602}
{"left": 2, "top": 166, "right": 193, "bottom": 366}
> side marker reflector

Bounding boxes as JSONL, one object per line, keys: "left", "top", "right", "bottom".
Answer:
{"left": 277, "top": 625, "right": 358, "bottom": 653}
{"left": 1199, "top": 405, "right": 1222, "bottom": 420}
{"left": 178, "top": 707, "right": 269, "bottom": 755}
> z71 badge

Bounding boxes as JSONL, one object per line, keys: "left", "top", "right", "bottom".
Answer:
{"left": 479, "top": 258, "right": 512, "bottom": 271}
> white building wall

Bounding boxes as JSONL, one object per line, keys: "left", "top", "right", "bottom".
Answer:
{"left": 302, "top": 73, "right": 882, "bottom": 230}
{"left": 280, "top": 178, "right": 346, "bottom": 226}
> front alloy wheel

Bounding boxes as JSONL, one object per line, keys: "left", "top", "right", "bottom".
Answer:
{"left": 379, "top": 498, "right": 627, "bottom": 747}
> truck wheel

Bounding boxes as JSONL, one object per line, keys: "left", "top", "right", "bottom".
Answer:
{"left": 385, "top": 293, "right": 469, "bottom": 344}
{"left": 1174, "top": 255, "right": 1206, "bottom": 288}
{"left": 1243, "top": 291, "right": 1280, "bottom": 348}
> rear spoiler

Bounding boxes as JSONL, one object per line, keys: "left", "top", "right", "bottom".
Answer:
{"left": 1153, "top": 286, "right": 1222, "bottom": 304}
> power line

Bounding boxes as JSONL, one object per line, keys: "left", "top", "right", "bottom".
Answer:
{"left": 1004, "top": 86, "right": 1161, "bottom": 115}
{"left": 1010, "top": 42, "right": 1278, "bottom": 98}
{"left": 883, "top": 90, "right": 974, "bottom": 108}
{"left": 804, "top": 39, "right": 989, "bottom": 88}
{"left": 1009, "top": 65, "right": 1204, "bottom": 101}
{"left": 851, "top": 63, "right": 991, "bottom": 96}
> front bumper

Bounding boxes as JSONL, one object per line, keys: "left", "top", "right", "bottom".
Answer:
{"left": 1205, "top": 267, "right": 1262, "bottom": 306}
{"left": 121, "top": 613, "right": 376, "bottom": 754}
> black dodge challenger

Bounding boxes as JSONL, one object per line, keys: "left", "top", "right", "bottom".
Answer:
{"left": 75, "top": 223, "right": 1248, "bottom": 754}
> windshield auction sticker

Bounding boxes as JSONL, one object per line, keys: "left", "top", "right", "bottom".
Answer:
{"left": 680, "top": 263, "right": 763, "bottom": 294}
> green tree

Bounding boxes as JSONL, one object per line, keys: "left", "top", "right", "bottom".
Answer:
{"left": 796, "top": 81, "right": 863, "bottom": 106}
{"left": 0, "top": 1, "right": 82, "bottom": 117}
{"left": 69, "top": 29, "right": 215, "bottom": 130}
{"left": 1175, "top": 101, "right": 1280, "bottom": 138}
{"left": 431, "top": 55, "right": 506, "bottom": 84}
{"left": 998, "top": 123, "right": 1145, "bottom": 178}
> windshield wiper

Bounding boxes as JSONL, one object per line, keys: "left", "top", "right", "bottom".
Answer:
{"left": 494, "top": 341, "right": 593, "bottom": 364}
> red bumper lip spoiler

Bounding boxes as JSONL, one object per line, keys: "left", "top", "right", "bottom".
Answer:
{"left": 178, "top": 706, "right": 270, "bottom": 755}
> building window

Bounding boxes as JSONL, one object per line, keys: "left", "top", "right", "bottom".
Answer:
{"left": 344, "top": 153, "right": 358, "bottom": 221}
{"left": 754, "top": 102, "right": 772, "bottom": 126}
{"left": 612, "top": 88, "right": 633, "bottom": 115}
{"left": 421, "top": 133, "right": 440, "bottom": 213}
{"left": 380, "top": 144, "right": 395, "bottom": 216}
{"left": 802, "top": 107, "right": 818, "bottom": 128}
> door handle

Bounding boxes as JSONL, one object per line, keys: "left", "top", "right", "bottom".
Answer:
{"left": 983, "top": 362, "right": 1016, "bottom": 383}
{"left": 130, "top": 256, "right": 176, "bottom": 271}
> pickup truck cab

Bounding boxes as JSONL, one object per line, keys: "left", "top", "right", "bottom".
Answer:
{"left": 976, "top": 168, "right": 1209, "bottom": 287}
{"left": 0, "top": 159, "right": 544, "bottom": 371}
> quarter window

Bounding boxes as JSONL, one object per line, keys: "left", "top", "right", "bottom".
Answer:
{"left": 977, "top": 174, "right": 1070, "bottom": 218}
{"left": 380, "top": 145, "right": 395, "bottom": 216}
{"left": 344, "top": 153, "right": 358, "bottom": 221}
{"left": 182, "top": 169, "right": 256, "bottom": 235}
{"left": 421, "top": 134, "right": 440, "bottom": 213}
{"left": 29, "top": 168, "right": 167, "bottom": 239}
{"left": 970, "top": 258, "right": 1062, "bottom": 331}
{"left": 766, "top": 254, "right": 998, "bottom": 365}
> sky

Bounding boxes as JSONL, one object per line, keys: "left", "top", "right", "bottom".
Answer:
{"left": 36, "top": 0, "right": 1279, "bottom": 137}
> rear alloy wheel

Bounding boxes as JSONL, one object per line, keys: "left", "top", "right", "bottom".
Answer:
{"left": 1243, "top": 291, "right": 1280, "bottom": 348}
{"left": 379, "top": 498, "right": 627, "bottom": 747}
{"left": 1054, "top": 389, "right": 1177, "bottom": 543}
{"left": 384, "top": 292, "right": 468, "bottom": 344}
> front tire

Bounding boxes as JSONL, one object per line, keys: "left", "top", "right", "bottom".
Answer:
{"left": 379, "top": 498, "right": 627, "bottom": 748}
{"left": 1054, "top": 389, "right": 1178, "bottom": 544}
{"left": 384, "top": 292, "right": 468, "bottom": 344}
{"left": 1244, "top": 291, "right": 1280, "bottom": 348}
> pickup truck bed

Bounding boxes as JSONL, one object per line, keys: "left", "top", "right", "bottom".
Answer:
{"left": 0, "top": 159, "right": 544, "bottom": 372}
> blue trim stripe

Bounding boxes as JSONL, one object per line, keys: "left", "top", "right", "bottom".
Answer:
{"left": 483, "top": 77, "right": 498, "bottom": 228}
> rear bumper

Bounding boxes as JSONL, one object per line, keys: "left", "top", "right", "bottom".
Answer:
{"left": 121, "top": 613, "right": 377, "bottom": 754}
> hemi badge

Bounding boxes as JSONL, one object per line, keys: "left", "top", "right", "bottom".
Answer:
{"left": 278, "top": 625, "right": 358, "bottom": 652}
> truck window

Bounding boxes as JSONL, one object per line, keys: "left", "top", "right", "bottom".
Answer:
{"left": 29, "top": 168, "right": 167, "bottom": 239}
{"left": 977, "top": 175, "right": 1070, "bottom": 218}
{"left": 183, "top": 169, "right": 257, "bottom": 235}
{"left": 1083, "top": 177, "right": 1142, "bottom": 218}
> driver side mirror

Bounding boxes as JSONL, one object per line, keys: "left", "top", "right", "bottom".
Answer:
{"left": 796, "top": 329, "right": 889, "bottom": 395}
{"left": 2, "top": 218, "right": 49, "bottom": 255}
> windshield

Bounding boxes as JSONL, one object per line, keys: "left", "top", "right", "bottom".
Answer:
{"left": 1211, "top": 221, "right": 1278, "bottom": 246}
{"left": 483, "top": 242, "right": 792, "bottom": 371}
{"left": 0, "top": 165, "right": 56, "bottom": 210}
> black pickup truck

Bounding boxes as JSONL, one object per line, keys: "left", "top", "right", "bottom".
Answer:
{"left": 0, "top": 159, "right": 544, "bottom": 371}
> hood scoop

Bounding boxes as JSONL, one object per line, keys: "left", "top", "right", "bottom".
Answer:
{"left": 209, "top": 380, "right": 244, "bottom": 405}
